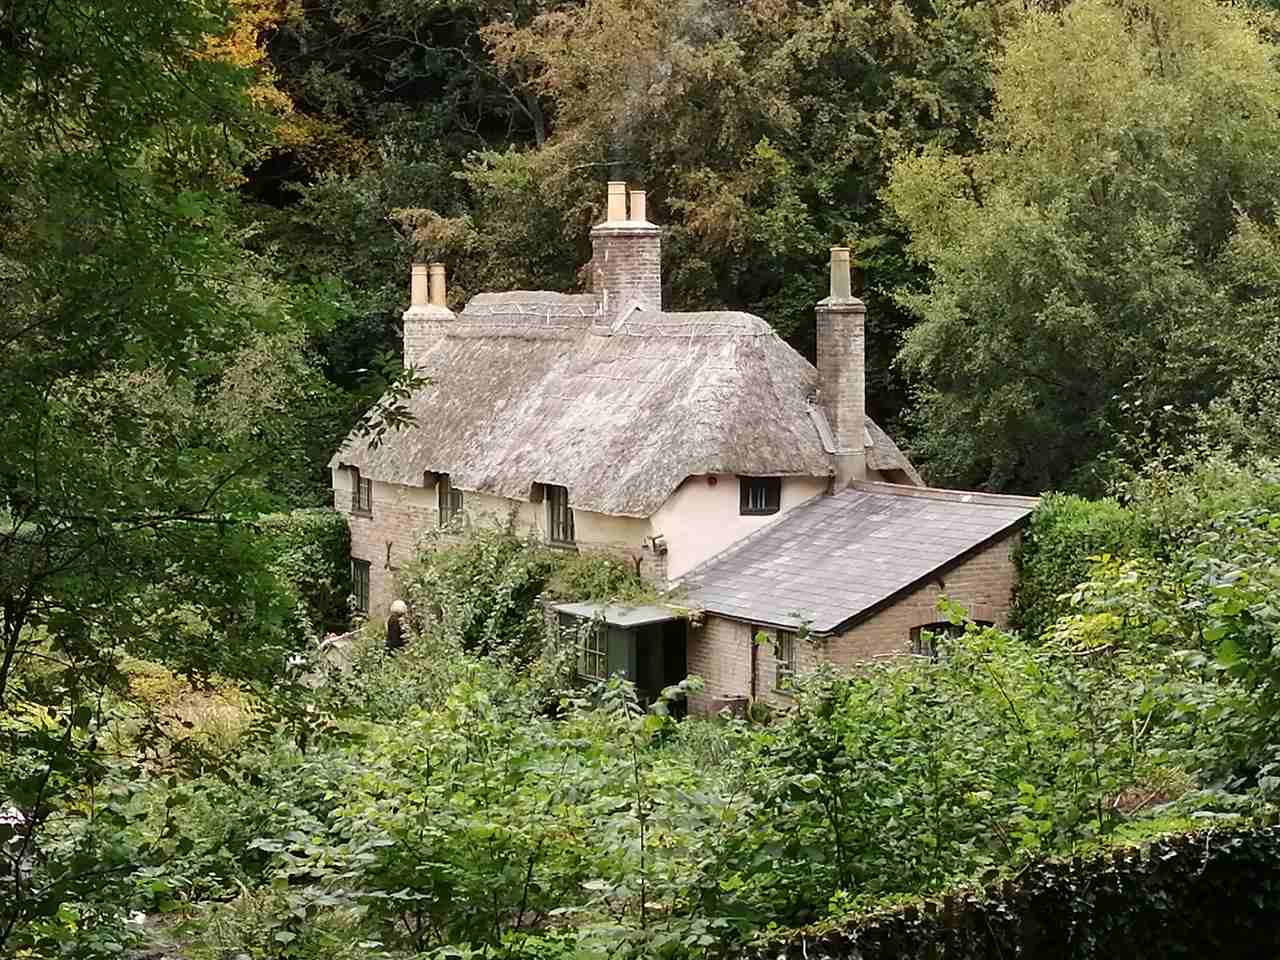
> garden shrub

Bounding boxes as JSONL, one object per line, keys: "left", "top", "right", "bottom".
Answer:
{"left": 1011, "top": 493, "right": 1144, "bottom": 640}
{"left": 745, "top": 825, "right": 1280, "bottom": 960}
{"left": 257, "top": 507, "right": 352, "bottom": 637}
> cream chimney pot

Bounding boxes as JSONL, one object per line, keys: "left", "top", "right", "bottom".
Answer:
{"left": 607, "top": 181, "right": 628, "bottom": 222}
{"left": 829, "top": 246, "right": 852, "bottom": 300}
{"left": 428, "top": 262, "right": 447, "bottom": 307}
{"left": 410, "top": 262, "right": 430, "bottom": 308}
{"left": 629, "top": 189, "right": 647, "bottom": 224}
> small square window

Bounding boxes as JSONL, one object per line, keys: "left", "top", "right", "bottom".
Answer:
{"left": 546, "top": 484, "right": 575, "bottom": 544}
{"left": 740, "top": 476, "right": 781, "bottom": 516}
{"left": 775, "top": 630, "right": 797, "bottom": 690}
{"left": 438, "top": 474, "right": 464, "bottom": 527}
{"left": 351, "top": 559, "right": 371, "bottom": 614}
{"left": 350, "top": 469, "right": 373, "bottom": 515}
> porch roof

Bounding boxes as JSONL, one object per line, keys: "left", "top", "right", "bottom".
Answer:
{"left": 550, "top": 601, "right": 681, "bottom": 629}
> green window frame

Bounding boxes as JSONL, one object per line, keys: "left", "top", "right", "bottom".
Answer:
{"left": 352, "top": 558, "right": 371, "bottom": 614}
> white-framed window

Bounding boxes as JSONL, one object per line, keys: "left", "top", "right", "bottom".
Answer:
{"left": 560, "top": 613, "right": 606, "bottom": 680}
{"left": 438, "top": 474, "right": 463, "bottom": 527}
{"left": 351, "top": 468, "right": 373, "bottom": 515}
{"left": 352, "top": 559, "right": 371, "bottom": 614}
{"left": 740, "top": 476, "right": 781, "bottom": 516}
{"left": 547, "top": 484, "right": 575, "bottom": 544}
{"left": 775, "top": 630, "right": 797, "bottom": 690}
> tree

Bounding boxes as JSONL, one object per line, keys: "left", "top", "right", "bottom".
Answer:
{"left": 0, "top": 0, "right": 341, "bottom": 948}
{"left": 393, "top": 0, "right": 1017, "bottom": 423}
{"left": 885, "top": 0, "right": 1280, "bottom": 492}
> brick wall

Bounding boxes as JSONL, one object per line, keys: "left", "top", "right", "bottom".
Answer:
{"left": 816, "top": 299, "right": 866, "bottom": 485}
{"left": 687, "top": 529, "right": 1022, "bottom": 713}
{"left": 686, "top": 616, "right": 752, "bottom": 714}
{"left": 590, "top": 225, "right": 661, "bottom": 318}
{"left": 333, "top": 472, "right": 660, "bottom": 616}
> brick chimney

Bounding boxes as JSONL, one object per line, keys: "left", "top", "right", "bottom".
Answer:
{"left": 816, "top": 247, "right": 866, "bottom": 487}
{"left": 403, "top": 261, "right": 454, "bottom": 369}
{"left": 590, "top": 181, "right": 661, "bottom": 320}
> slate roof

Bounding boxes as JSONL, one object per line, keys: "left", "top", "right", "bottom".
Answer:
{"left": 331, "top": 294, "right": 921, "bottom": 518}
{"left": 680, "top": 482, "right": 1038, "bottom": 634}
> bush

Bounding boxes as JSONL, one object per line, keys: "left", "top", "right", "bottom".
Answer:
{"left": 258, "top": 508, "right": 352, "bottom": 637}
{"left": 1011, "top": 494, "right": 1144, "bottom": 640}
{"left": 746, "top": 826, "right": 1280, "bottom": 960}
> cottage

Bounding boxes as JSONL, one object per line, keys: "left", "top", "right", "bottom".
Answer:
{"left": 331, "top": 182, "right": 1032, "bottom": 710}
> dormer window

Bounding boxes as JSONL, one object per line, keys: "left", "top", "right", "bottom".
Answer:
{"left": 546, "top": 484, "right": 575, "bottom": 544}
{"left": 739, "top": 476, "right": 780, "bottom": 516}
{"left": 350, "top": 467, "right": 372, "bottom": 515}
{"left": 438, "top": 473, "right": 463, "bottom": 527}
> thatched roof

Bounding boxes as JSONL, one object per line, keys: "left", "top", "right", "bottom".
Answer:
{"left": 331, "top": 293, "right": 919, "bottom": 518}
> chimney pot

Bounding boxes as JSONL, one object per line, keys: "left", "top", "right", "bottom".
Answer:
{"left": 607, "top": 181, "right": 628, "bottom": 222}
{"left": 428, "top": 262, "right": 447, "bottom": 307}
{"left": 829, "top": 246, "right": 852, "bottom": 300}
{"left": 410, "top": 262, "right": 429, "bottom": 308}
{"left": 629, "top": 189, "right": 647, "bottom": 224}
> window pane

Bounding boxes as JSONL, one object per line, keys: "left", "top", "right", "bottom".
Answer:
{"left": 740, "top": 477, "right": 781, "bottom": 516}
{"left": 775, "top": 630, "right": 796, "bottom": 690}
{"left": 548, "top": 485, "right": 574, "bottom": 543}
{"left": 351, "top": 560, "right": 370, "bottom": 613}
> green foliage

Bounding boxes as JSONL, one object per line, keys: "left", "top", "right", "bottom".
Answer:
{"left": 399, "top": 519, "right": 562, "bottom": 658}
{"left": 745, "top": 826, "right": 1280, "bottom": 960}
{"left": 257, "top": 508, "right": 353, "bottom": 637}
{"left": 399, "top": 520, "right": 670, "bottom": 659}
{"left": 885, "top": 0, "right": 1280, "bottom": 491}
{"left": 714, "top": 627, "right": 1231, "bottom": 924}
{"left": 1012, "top": 493, "right": 1146, "bottom": 640}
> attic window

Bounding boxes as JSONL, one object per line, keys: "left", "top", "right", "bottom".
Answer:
{"left": 740, "top": 476, "right": 781, "bottom": 516}
{"left": 351, "top": 468, "right": 373, "bottom": 515}
{"left": 546, "top": 484, "right": 575, "bottom": 545}
{"left": 438, "top": 474, "right": 464, "bottom": 527}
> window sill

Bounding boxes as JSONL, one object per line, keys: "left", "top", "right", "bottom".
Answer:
{"left": 741, "top": 508, "right": 780, "bottom": 517}
{"left": 350, "top": 509, "right": 373, "bottom": 519}
{"left": 547, "top": 540, "right": 579, "bottom": 552}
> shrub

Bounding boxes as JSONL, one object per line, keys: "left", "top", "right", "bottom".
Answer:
{"left": 257, "top": 508, "right": 352, "bottom": 637}
{"left": 1011, "top": 493, "right": 1144, "bottom": 640}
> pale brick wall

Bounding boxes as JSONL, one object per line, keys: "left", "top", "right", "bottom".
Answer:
{"left": 333, "top": 471, "right": 659, "bottom": 617}
{"left": 688, "top": 529, "right": 1022, "bottom": 713}
{"left": 590, "top": 225, "right": 661, "bottom": 317}
{"left": 686, "top": 616, "right": 752, "bottom": 714}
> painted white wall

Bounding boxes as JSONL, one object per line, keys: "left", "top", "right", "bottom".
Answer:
{"left": 651, "top": 474, "right": 828, "bottom": 581}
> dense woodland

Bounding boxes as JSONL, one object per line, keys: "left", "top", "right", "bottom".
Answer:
{"left": 5, "top": 0, "right": 1280, "bottom": 956}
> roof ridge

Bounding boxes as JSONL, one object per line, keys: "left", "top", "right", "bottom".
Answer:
{"left": 848, "top": 480, "right": 1040, "bottom": 508}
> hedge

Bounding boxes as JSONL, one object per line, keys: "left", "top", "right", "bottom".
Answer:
{"left": 744, "top": 826, "right": 1280, "bottom": 960}
{"left": 1010, "top": 493, "right": 1144, "bottom": 641}
{"left": 257, "top": 508, "right": 351, "bottom": 637}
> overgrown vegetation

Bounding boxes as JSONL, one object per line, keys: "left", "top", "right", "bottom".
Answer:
{"left": 7, "top": 0, "right": 1280, "bottom": 955}
{"left": 9, "top": 459, "right": 1280, "bottom": 956}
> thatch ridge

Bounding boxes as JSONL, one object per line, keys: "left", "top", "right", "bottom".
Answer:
{"left": 332, "top": 294, "right": 919, "bottom": 517}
